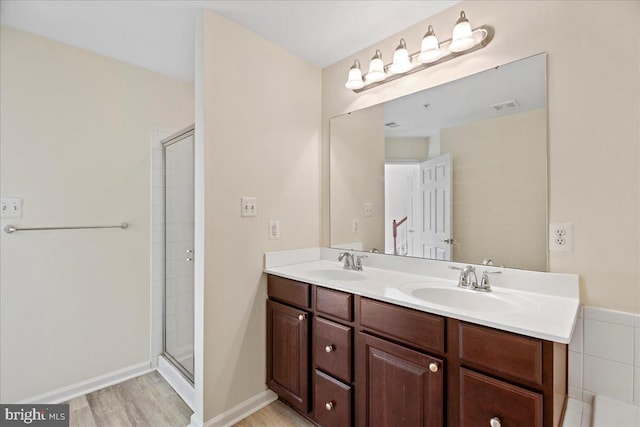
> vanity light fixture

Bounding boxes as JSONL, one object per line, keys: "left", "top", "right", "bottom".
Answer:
{"left": 345, "top": 10, "right": 493, "bottom": 93}
{"left": 389, "top": 39, "right": 412, "bottom": 74}
{"left": 344, "top": 59, "right": 364, "bottom": 89}
{"left": 450, "top": 11, "right": 476, "bottom": 52}
{"left": 418, "top": 26, "right": 441, "bottom": 64}
{"left": 366, "top": 50, "right": 386, "bottom": 83}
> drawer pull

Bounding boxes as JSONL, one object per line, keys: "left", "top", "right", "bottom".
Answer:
{"left": 489, "top": 417, "right": 501, "bottom": 427}
{"left": 325, "top": 401, "right": 334, "bottom": 411}
{"left": 429, "top": 362, "right": 439, "bottom": 373}
{"left": 298, "top": 314, "right": 307, "bottom": 321}
{"left": 325, "top": 345, "right": 334, "bottom": 353}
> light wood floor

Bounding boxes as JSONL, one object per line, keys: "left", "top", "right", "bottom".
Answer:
{"left": 65, "top": 372, "right": 308, "bottom": 427}
{"left": 232, "top": 400, "right": 313, "bottom": 427}
{"left": 64, "top": 371, "right": 192, "bottom": 427}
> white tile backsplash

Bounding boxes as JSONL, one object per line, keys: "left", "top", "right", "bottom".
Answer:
{"left": 583, "top": 355, "right": 634, "bottom": 403}
{"left": 635, "top": 368, "right": 640, "bottom": 406}
{"left": 569, "top": 351, "right": 583, "bottom": 389}
{"left": 584, "top": 319, "right": 634, "bottom": 364}
{"left": 570, "top": 317, "right": 584, "bottom": 353}
{"left": 569, "top": 385, "right": 583, "bottom": 400}
{"left": 569, "top": 305, "right": 640, "bottom": 408}
{"left": 583, "top": 306, "right": 635, "bottom": 327}
{"left": 636, "top": 329, "right": 640, "bottom": 367}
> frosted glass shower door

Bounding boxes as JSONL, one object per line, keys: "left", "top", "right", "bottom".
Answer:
{"left": 163, "top": 128, "right": 194, "bottom": 381}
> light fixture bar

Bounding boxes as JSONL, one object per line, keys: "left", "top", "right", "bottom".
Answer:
{"left": 351, "top": 25, "right": 494, "bottom": 93}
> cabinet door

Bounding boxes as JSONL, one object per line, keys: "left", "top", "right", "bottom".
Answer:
{"left": 267, "top": 299, "right": 310, "bottom": 413}
{"left": 356, "top": 332, "right": 444, "bottom": 427}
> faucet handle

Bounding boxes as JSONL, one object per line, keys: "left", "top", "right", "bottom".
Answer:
{"left": 448, "top": 265, "right": 463, "bottom": 271}
{"left": 479, "top": 270, "right": 502, "bottom": 291}
{"left": 355, "top": 255, "right": 367, "bottom": 271}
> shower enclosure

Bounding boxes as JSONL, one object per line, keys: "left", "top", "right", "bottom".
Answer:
{"left": 161, "top": 125, "right": 194, "bottom": 383}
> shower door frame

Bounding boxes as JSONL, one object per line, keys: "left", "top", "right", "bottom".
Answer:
{"left": 161, "top": 124, "right": 195, "bottom": 384}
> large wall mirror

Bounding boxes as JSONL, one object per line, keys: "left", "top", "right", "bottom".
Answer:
{"left": 330, "top": 54, "right": 548, "bottom": 271}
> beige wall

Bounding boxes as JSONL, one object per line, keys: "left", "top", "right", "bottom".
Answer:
{"left": 385, "top": 137, "right": 429, "bottom": 161}
{"left": 0, "top": 26, "right": 194, "bottom": 402}
{"left": 331, "top": 105, "right": 385, "bottom": 251}
{"left": 201, "top": 11, "right": 321, "bottom": 421}
{"left": 441, "top": 109, "right": 547, "bottom": 270}
{"left": 322, "top": 1, "right": 640, "bottom": 313}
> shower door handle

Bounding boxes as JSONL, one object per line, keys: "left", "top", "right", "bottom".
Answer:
{"left": 186, "top": 249, "right": 193, "bottom": 262}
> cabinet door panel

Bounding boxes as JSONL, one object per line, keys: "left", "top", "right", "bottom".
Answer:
{"left": 460, "top": 368, "right": 543, "bottom": 427}
{"left": 357, "top": 332, "right": 443, "bottom": 427}
{"left": 267, "top": 300, "right": 310, "bottom": 412}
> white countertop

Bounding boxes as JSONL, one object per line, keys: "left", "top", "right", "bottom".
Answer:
{"left": 264, "top": 248, "right": 580, "bottom": 344}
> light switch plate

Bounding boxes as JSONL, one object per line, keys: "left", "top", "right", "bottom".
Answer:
{"left": 269, "top": 220, "right": 280, "bottom": 240}
{"left": 353, "top": 219, "right": 359, "bottom": 233}
{"left": 364, "top": 202, "right": 373, "bottom": 217}
{"left": 1, "top": 198, "right": 23, "bottom": 218}
{"left": 241, "top": 197, "right": 257, "bottom": 217}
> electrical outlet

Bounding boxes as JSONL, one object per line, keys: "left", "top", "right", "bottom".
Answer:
{"left": 268, "top": 220, "right": 280, "bottom": 240}
{"left": 1, "top": 198, "right": 23, "bottom": 218}
{"left": 549, "top": 222, "right": 573, "bottom": 251}
{"left": 352, "top": 219, "right": 359, "bottom": 233}
{"left": 364, "top": 202, "right": 373, "bottom": 217}
{"left": 241, "top": 197, "right": 257, "bottom": 217}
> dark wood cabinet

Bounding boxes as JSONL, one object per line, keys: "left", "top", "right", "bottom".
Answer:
{"left": 266, "top": 299, "right": 310, "bottom": 413}
{"left": 266, "top": 275, "right": 566, "bottom": 426}
{"left": 315, "top": 369, "right": 352, "bottom": 426}
{"left": 459, "top": 368, "right": 543, "bottom": 427}
{"left": 356, "top": 332, "right": 444, "bottom": 427}
{"left": 314, "top": 317, "right": 353, "bottom": 383}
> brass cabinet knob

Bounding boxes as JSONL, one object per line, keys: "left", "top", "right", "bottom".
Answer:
{"left": 489, "top": 417, "right": 501, "bottom": 427}
{"left": 429, "top": 362, "right": 438, "bottom": 373}
{"left": 325, "top": 401, "right": 334, "bottom": 411}
{"left": 298, "top": 314, "right": 306, "bottom": 321}
{"left": 325, "top": 345, "right": 334, "bottom": 353}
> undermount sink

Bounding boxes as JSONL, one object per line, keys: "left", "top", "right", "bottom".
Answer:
{"left": 399, "top": 282, "right": 539, "bottom": 314}
{"left": 309, "top": 268, "right": 366, "bottom": 282}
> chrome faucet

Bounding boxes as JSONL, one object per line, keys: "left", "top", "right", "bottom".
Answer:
{"left": 451, "top": 265, "right": 478, "bottom": 289}
{"left": 339, "top": 252, "right": 355, "bottom": 270}
{"left": 339, "top": 252, "right": 366, "bottom": 271}
{"left": 449, "top": 265, "right": 502, "bottom": 292}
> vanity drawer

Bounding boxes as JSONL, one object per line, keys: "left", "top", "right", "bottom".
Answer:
{"left": 316, "top": 286, "right": 353, "bottom": 321}
{"left": 314, "top": 370, "right": 352, "bottom": 427}
{"left": 460, "top": 368, "right": 542, "bottom": 427}
{"left": 267, "top": 275, "right": 310, "bottom": 309}
{"left": 314, "top": 317, "right": 352, "bottom": 383}
{"left": 359, "top": 298, "right": 445, "bottom": 353}
{"left": 458, "top": 322, "right": 543, "bottom": 385}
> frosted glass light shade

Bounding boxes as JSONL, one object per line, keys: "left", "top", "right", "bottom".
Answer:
{"left": 366, "top": 50, "right": 385, "bottom": 83}
{"left": 389, "top": 39, "right": 412, "bottom": 74}
{"left": 450, "top": 11, "right": 476, "bottom": 52}
{"left": 418, "top": 26, "right": 441, "bottom": 64}
{"left": 345, "top": 60, "right": 364, "bottom": 89}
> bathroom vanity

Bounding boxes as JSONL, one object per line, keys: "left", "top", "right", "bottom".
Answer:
{"left": 264, "top": 249, "right": 579, "bottom": 427}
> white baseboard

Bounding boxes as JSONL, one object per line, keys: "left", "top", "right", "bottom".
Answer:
{"left": 188, "top": 413, "right": 203, "bottom": 427}
{"left": 157, "top": 355, "right": 195, "bottom": 411}
{"left": 17, "top": 361, "right": 153, "bottom": 404}
{"left": 203, "top": 389, "right": 278, "bottom": 427}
